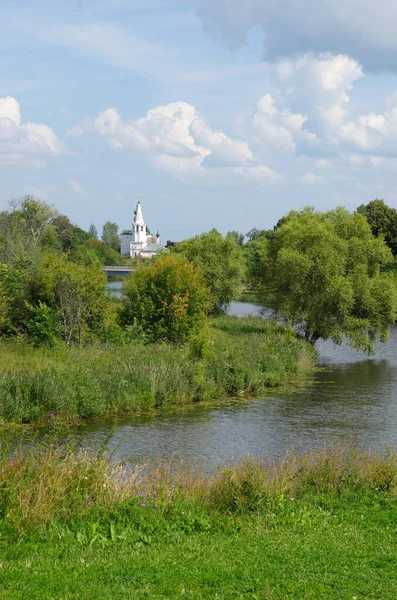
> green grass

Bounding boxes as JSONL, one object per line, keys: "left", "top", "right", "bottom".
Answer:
{"left": 0, "top": 316, "right": 316, "bottom": 425}
{"left": 0, "top": 447, "right": 397, "bottom": 599}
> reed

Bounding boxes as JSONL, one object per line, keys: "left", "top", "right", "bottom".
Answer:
{"left": 1, "top": 443, "right": 396, "bottom": 533}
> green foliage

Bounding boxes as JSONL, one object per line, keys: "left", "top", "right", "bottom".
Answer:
{"left": 0, "top": 316, "right": 315, "bottom": 424}
{"left": 27, "top": 253, "right": 109, "bottom": 345}
{"left": 357, "top": 199, "right": 397, "bottom": 256}
{"left": 250, "top": 207, "right": 397, "bottom": 352}
{"left": 226, "top": 230, "right": 245, "bottom": 245}
{"left": 25, "top": 301, "right": 61, "bottom": 347}
{"left": 0, "top": 196, "right": 57, "bottom": 264}
{"left": 1, "top": 449, "right": 397, "bottom": 599}
{"left": 52, "top": 215, "right": 89, "bottom": 253}
{"left": 88, "top": 223, "right": 98, "bottom": 239}
{"left": 101, "top": 221, "right": 120, "bottom": 252}
{"left": 120, "top": 254, "right": 211, "bottom": 343}
{"left": 172, "top": 229, "right": 246, "bottom": 313}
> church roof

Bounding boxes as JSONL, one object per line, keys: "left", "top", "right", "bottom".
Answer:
{"left": 121, "top": 230, "right": 132, "bottom": 235}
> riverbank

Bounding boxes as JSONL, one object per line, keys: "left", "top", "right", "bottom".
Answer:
{"left": 0, "top": 316, "right": 316, "bottom": 425}
{"left": 0, "top": 446, "right": 396, "bottom": 598}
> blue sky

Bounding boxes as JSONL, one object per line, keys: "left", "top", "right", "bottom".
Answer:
{"left": 2, "top": 0, "right": 397, "bottom": 241}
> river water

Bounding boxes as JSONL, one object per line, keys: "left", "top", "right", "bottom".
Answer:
{"left": 59, "top": 284, "right": 397, "bottom": 468}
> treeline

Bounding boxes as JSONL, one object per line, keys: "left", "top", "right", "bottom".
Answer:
{"left": 1, "top": 195, "right": 397, "bottom": 352}
{"left": 0, "top": 196, "right": 126, "bottom": 345}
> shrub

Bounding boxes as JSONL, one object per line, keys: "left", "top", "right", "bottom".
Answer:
{"left": 120, "top": 254, "right": 211, "bottom": 343}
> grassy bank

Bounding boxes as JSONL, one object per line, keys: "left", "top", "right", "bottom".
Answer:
{"left": 0, "top": 446, "right": 396, "bottom": 598}
{"left": 0, "top": 316, "right": 316, "bottom": 425}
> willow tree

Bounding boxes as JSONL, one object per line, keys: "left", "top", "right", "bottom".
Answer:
{"left": 250, "top": 207, "right": 397, "bottom": 353}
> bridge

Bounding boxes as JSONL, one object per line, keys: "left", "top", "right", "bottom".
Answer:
{"left": 104, "top": 265, "right": 133, "bottom": 277}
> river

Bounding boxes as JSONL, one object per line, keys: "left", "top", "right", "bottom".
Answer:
{"left": 56, "top": 283, "right": 397, "bottom": 468}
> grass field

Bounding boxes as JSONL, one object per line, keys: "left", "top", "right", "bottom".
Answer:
{"left": 0, "top": 446, "right": 396, "bottom": 599}
{"left": 0, "top": 316, "right": 316, "bottom": 425}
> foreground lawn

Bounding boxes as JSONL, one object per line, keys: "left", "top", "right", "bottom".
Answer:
{"left": 1, "top": 446, "right": 396, "bottom": 598}
{"left": 1, "top": 492, "right": 397, "bottom": 598}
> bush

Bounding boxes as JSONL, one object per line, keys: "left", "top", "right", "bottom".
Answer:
{"left": 120, "top": 254, "right": 211, "bottom": 343}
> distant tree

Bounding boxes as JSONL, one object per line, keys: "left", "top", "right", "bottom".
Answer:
{"left": 28, "top": 253, "right": 108, "bottom": 345}
{"left": 75, "top": 238, "right": 123, "bottom": 266}
{"left": 51, "top": 215, "right": 75, "bottom": 252}
{"left": 226, "top": 231, "right": 245, "bottom": 246}
{"left": 48, "top": 215, "right": 91, "bottom": 253}
{"left": 0, "top": 196, "right": 57, "bottom": 263}
{"left": 102, "top": 222, "right": 120, "bottom": 252}
{"left": 250, "top": 207, "right": 397, "bottom": 353}
{"left": 120, "top": 254, "right": 211, "bottom": 343}
{"left": 171, "top": 229, "right": 246, "bottom": 313}
{"left": 246, "top": 228, "right": 264, "bottom": 242}
{"left": 88, "top": 223, "right": 98, "bottom": 239}
{"left": 357, "top": 199, "right": 397, "bottom": 256}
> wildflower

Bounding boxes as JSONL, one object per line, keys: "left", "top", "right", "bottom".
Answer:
{"left": 140, "top": 502, "right": 147, "bottom": 507}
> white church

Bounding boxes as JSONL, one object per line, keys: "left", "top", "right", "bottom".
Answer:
{"left": 120, "top": 198, "right": 162, "bottom": 259}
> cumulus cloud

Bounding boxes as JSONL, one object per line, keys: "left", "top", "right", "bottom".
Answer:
{"left": 92, "top": 101, "right": 278, "bottom": 183}
{"left": 194, "top": 0, "right": 397, "bottom": 71}
{"left": 273, "top": 54, "right": 363, "bottom": 145}
{"left": 260, "top": 54, "right": 397, "bottom": 157}
{"left": 251, "top": 93, "right": 317, "bottom": 152}
{"left": 0, "top": 96, "right": 62, "bottom": 165}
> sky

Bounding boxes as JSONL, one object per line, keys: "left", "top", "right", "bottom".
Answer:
{"left": 2, "top": 1, "right": 397, "bottom": 241}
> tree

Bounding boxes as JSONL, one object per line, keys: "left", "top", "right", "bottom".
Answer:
{"left": 27, "top": 253, "right": 109, "bottom": 345}
{"left": 226, "top": 231, "right": 245, "bottom": 246}
{"left": 88, "top": 223, "right": 98, "bottom": 239}
{"left": 120, "top": 254, "right": 211, "bottom": 343}
{"left": 102, "top": 222, "right": 120, "bottom": 253}
{"left": 357, "top": 199, "right": 397, "bottom": 256}
{"left": 0, "top": 196, "right": 57, "bottom": 263}
{"left": 171, "top": 229, "right": 246, "bottom": 313}
{"left": 250, "top": 207, "right": 397, "bottom": 353}
{"left": 74, "top": 238, "right": 123, "bottom": 266}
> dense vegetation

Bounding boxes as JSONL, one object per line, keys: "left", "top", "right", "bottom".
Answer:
{"left": 120, "top": 254, "right": 212, "bottom": 343}
{"left": 171, "top": 228, "right": 246, "bottom": 313}
{"left": 0, "top": 316, "right": 316, "bottom": 424}
{"left": 0, "top": 445, "right": 396, "bottom": 598}
{"left": 2, "top": 195, "right": 397, "bottom": 597}
{"left": 249, "top": 207, "right": 397, "bottom": 352}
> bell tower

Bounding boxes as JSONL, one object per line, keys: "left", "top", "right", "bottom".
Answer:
{"left": 132, "top": 196, "right": 147, "bottom": 245}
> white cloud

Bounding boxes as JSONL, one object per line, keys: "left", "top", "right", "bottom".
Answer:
{"left": 244, "top": 54, "right": 397, "bottom": 160}
{"left": 69, "top": 180, "right": 90, "bottom": 196}
{"left": 195, "top": 0, "right": 397, "bottom": 71}
{"left": 0, "top": 96, "right": 62, "bottom": 165}
{"left": 91, "top": 101, "right": 278, "bottom": 183}
{"left": 251, "top": 93, "right": 317, "bottom": 152}
{"left": 273, "top": 54, "right": 363, "bottom": 145}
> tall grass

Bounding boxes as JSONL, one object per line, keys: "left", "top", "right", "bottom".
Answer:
{"left": 0, "top": 316, "right": 317, "bottom": 425}
{"left": 1, "top": 444, "right": 395, "bottom": 533}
